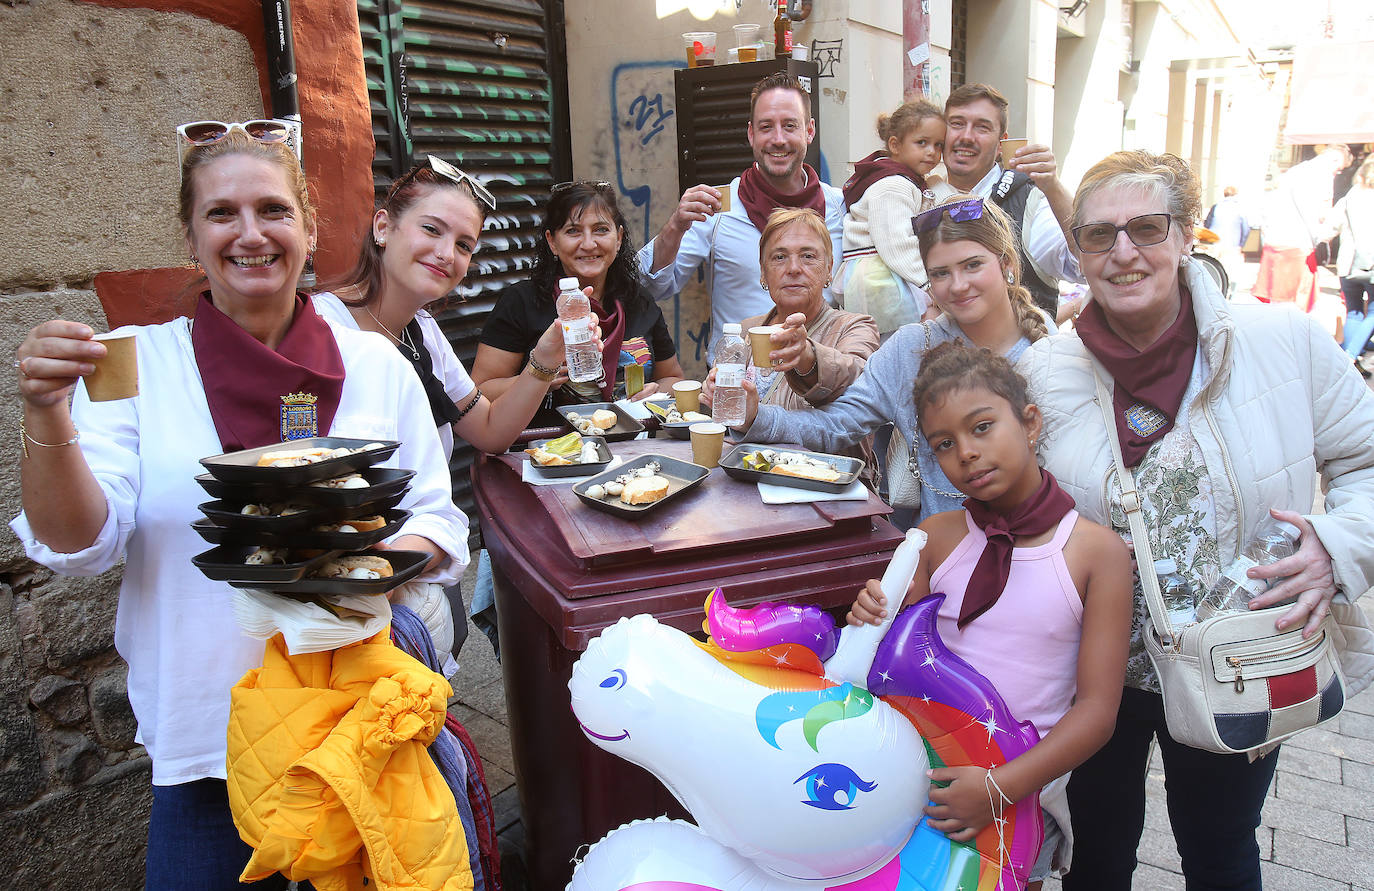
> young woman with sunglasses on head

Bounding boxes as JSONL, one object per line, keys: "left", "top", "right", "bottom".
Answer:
{"left": 1018, "top": 150, "right": 1374, "bottom": 891}
{"left": 11, "top": 123, "right": 469, "bottom": 888}
{"left": 736, "top": 194, "right": 1053, "bottom": 526}
{"left": 473, "top": 181, "right": 683, "bottom": 425}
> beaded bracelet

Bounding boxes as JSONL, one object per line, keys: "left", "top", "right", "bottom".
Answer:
{"left": 453, "top": 387, "right": 483, "bottom": 421}
{"left": 20, "top": 417, "right": 80, "bottom": 460}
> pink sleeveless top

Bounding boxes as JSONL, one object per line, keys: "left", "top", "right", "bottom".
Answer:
{"left": 928, "top": 510, "right": 1085, "bottom": 738}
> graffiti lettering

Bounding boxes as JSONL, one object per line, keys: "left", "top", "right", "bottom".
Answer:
{"left": 628, "top": 93, "right": 675, "bottom": 147}
{"left": 685, "top": 321, "right": 712, "bottom": 364}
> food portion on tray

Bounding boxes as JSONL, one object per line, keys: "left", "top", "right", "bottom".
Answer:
{"left": 572, "top": 454, "right": 710, "bottom": 518}
{"left": 199, "top": 436, "right": 400, "bottom": 484}
{"left": 195, "top": 467, "right": 415, "bottom": 508}
{"left": 719, "top": 445, "right": 864, "bottom": 494}
{"left": 555, "top": 403, "right": 644, "bottom": 442}
{"left": 524, "top": 431, "right": 609, "bottom": 467}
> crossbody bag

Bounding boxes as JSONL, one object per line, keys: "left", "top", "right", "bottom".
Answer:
{"left": 1092, "top": 366, "right": 1346, "bottom": 754}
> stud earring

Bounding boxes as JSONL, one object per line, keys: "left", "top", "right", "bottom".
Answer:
{"left": 1006, "top": 269, "right": 1014, "bottom": 284}
{"left": 1179, "top": 255, "right": 1191, "bottom": 269}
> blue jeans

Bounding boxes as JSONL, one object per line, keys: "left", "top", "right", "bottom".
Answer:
{"left": 1062, "top": 687, "right": 1279, "bottom": 891}
{"left": 1342, "top": 277, "right": 1374, "bottom": 358}
{"left": 146, "top": 779, "right": 293, "bottom": 890}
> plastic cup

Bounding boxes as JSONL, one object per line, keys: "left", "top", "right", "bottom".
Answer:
{"left": 684, "top": 32, "right": 717, "bottom": 68}
{"left": 672, "top": 380, "right": 702, "bottom": 413}
{"left": 748, "top": 326, "right": 781, "bottom": 367}
{"left": 689, "top": 422, "right": 726, "bottom": 468}
{"left": 733, "top": 24, "right": 760, "bottom": 63}
{"left": 999, "top": 138, "right": 1028, "bottom": 166}
{"left": 790, "top": 42, "right": 809, "bottom": 61}
{"left": 85, "top": 332, "right": 138, "bottom": 402}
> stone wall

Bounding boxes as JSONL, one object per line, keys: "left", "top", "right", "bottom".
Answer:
{"left": 0, "top": 1, "right": 372, "bottom": 886}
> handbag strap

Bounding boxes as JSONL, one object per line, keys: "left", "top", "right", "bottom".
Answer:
{"left": 1091, "top": 363, "right": 1177, "bottom": 645}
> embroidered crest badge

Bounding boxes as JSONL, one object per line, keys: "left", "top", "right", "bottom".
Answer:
{"left": 1124, "top": 402, "right": 1168, "bottom": 437}
{"left": 280, "top": 392, "right": 318, "bottom": 441}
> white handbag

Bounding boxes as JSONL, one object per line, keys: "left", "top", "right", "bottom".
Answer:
{"left": 1092, "top": 366, "right": 1346, "bottom": 754}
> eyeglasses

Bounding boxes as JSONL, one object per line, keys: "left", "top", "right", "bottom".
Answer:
{"left": 551, "top": 180, "right": 615, "bottom": 195}
{"left": 177, "top": 119, "right": 296, "bottom": 147}
{"left": 388, "top": 155, "right": 498, "bottom": 211}
{"left": 1071, "top": 213, "right": 1173, "bottom": 254}
{"left": 912, "top": 197, "right": 987, "bottom": 235}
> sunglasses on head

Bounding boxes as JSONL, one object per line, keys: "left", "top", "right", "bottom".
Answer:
{"left": 177, "top": 119, "right": 296, "bottom": 147}
{"left": 389, "top": 155, "right": 498, "bottom": 211}
{"left": 912, "top": 197, "right": 987, "bottom": 235}
{"left": 551, "top": 180, "right": 615, "bottom": 195}
{"left": 1071, "top": 213, "right": 1173, "bottom": 254}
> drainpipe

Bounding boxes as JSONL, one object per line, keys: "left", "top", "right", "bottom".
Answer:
{"left": 262, "top": 0, "right": 313, "bottom": 285}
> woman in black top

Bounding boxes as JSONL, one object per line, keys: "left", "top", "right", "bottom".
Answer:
{"left": 474, "top": 181, "right": 682, "bottom": 425}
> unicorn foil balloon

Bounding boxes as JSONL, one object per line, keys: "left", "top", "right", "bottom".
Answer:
{"left": 567, "top": 529, "right": 1044, "bottom": 891}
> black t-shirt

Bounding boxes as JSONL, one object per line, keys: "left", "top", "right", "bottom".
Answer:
{"left": 482, "top": 278, "right": 678, "bottom": 424}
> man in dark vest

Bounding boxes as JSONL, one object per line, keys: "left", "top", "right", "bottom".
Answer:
{"left": 943, "top": 83, "right": 1081, "bottom": 320}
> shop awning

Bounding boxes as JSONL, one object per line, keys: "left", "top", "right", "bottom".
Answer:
{"left": 1284, "top": 41, "right": 1374, "bottom": 144}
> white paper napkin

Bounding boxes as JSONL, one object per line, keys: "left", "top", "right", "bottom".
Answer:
{"left": 522, "top": 454, "right": 624, "bottom": 486}
{"left": 757, "top": 478, "right": 869, "bottom": 504}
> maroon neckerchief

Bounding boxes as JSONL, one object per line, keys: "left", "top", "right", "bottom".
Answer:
{"left": 736, "top": 163, "right": 827, "bottom": 233}
{"left": 191, "top": 292, "right": 345, "bottom": 451}
{"left": 1074, "top": 285, "right": 1199, "bottom": 467}
{"left": 589, "top": 293, "right": 626, "bottom": 400}
{"left": 842, "top": 150, "right": 927, "bottom": 207}
{"left": 960, "top": 469, "right": 1076, "bottom": 627}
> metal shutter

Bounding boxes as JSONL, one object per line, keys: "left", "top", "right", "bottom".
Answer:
{"left": 358, "top": 0, "right": 562, "bottom": 534}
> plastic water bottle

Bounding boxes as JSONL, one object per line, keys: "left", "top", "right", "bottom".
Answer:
{"left": 1153, "top": 558, "right": 1195, "bottom": 628}
{"left": 557, "top": 276, "right": 601, "bottom": 383}
{"left": 712, "top": 323, "right": 749, "bottom": 427}
{"left": 1196, "top": 517, "right": 1299, "bottom": 619}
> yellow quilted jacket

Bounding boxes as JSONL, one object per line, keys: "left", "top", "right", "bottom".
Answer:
{"left": 226, "top": 631, "right": 473, "bottom": 891}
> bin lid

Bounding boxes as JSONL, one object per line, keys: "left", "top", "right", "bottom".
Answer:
{"left": 474, "top": 438, "right": 896, "bottom": 593}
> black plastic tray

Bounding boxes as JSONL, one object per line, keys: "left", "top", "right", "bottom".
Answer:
{"left": 199, "top": 437, "right": 399, "bottom": 485}
{"left": 191, "top": 508, "right": 411, "bottom": 550}
{"left": 719, "top": 444, "right": 864, "bottom": 494}
{"left": 197, "top": 491, "right": 406, "bottom": 532}
{"left": 191, "top": 546, "right": 339, "bottom": 583}
{"left": 643, "top": 398, "right": 711, "bottom": 440}
{"left": 194, "top": 467, "right": 415, "bottom": 508}
{"left": 226, "top": 549, "right": 429, "bottom": 596}
{"left": 572, "top": 453, "right": 709, "bottom": 518}
{"left": 556, "top": 403, "right": 644, "bottom": 442}
{"left": 525, "top": 436, "right": 612, "bottom": 478}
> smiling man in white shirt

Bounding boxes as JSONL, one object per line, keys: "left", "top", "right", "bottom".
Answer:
{"left": 638, "top": 72, "right": 844, "bottom": 360}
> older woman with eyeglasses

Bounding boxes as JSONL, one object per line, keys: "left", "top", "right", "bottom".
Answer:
{"left": 1017, "top": 150, "right": 1374, "bottom": 891}
{"left": 10, "top": 121, "right": 469, "bottom": 888}
{"left": 736, "top": 194, "right": 1052, "bottom": 523}
{"left": 473, "top": 180, "right": 683, "bottom": 425}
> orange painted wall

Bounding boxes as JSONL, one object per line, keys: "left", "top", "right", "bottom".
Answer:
{"left": 84, "top": 0, "right": 374, "bottom": 327}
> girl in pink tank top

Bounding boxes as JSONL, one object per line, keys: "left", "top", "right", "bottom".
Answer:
{"left": 850, "top": 341, "right": 1132, "bottom": 888}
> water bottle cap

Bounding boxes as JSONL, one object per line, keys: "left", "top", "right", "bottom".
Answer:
{"left": 722, "top": 323, "right": 742, "bottom": 334}
{"left": 558, "top": 276, "right": 580, "bottom": 291}
{"left": 1153, "top": 558, "right": 1178, "bottom": 573}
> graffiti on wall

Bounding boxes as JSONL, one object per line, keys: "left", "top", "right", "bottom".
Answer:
{"left": 611, "top": 60, "right": 678, "bottom": 246}
{"left": 811, "top": 39, "right": 842, "bottom": 78}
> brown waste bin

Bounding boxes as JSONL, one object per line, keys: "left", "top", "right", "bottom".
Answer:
{"left": 472, "top": 437, "right": 903, "bottom": 890}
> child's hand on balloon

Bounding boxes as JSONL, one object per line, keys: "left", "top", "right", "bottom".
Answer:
{"left": 923, "top": 765, "right": 1000, "bottom": 842}
{"left": 846, "top": 579, "right": 888, "bottom": 626}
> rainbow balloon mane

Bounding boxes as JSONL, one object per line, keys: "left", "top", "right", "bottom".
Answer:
{"left": 568, "top": 558, "right": 1043, "bottom": 891}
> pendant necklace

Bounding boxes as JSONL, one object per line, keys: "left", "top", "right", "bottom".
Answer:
{"left": 366, "top": 305, "right": 420, "bottom": 361}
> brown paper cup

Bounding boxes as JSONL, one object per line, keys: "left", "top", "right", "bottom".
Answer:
{"left": 748, "top": 326, "right": 781, "bottom": 367}
{"left": 999, "top": 138, "right": 1028, "bottom": 166}
{"left": 672, "top": 380, "right": 702, "bottom": 413}
{"left": 85, "top": 332, "right": 138, "bottom": 402}
{"left": 690, "top": 422, "right": 725, "bottom": 468}
{"left": 715, "top": 185, "right": 732, "bottom": 214}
